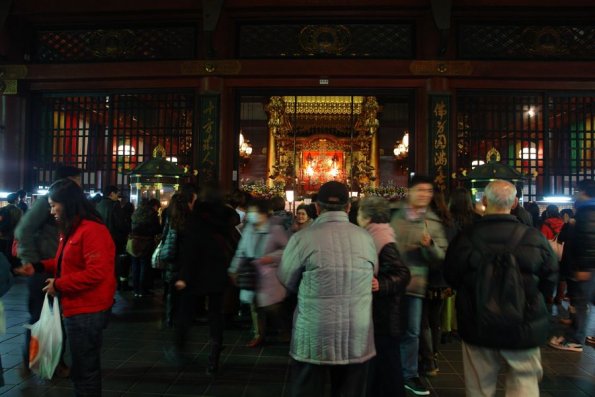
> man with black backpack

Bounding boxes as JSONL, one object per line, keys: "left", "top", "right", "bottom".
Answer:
{"left": 444, "top": 180, "right": 558, "bottom": 396}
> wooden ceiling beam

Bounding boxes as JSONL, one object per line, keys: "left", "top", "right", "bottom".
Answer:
{"left": 16, "top": 59, "right": 595, "bottom": 82}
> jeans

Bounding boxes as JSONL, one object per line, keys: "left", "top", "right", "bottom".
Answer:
{"left": 462, "top": 341, "right": 542, "bottom": 397}
{"left": 64, "top": 310, "right": 110, "bottom": 397}
{"left": 566, "top": 270, "right": 595, "bottom": 344}
{"left": 400, "top": 295, "right": 423, "bottom": 379}
{"left": 291, "top": 359, "right": 370, "bottom": 397}
{"left": 369, "top": 334, "right": 406, "bottom": 397}
{"left": 131, "top": 256, "right": 149, "bottom": 294}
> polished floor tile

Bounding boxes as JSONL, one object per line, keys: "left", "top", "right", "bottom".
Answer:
{"left": 1, "top": 279, "right": 594, "bottom": 396}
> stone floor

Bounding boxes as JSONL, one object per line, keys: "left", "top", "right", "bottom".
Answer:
{"left": 0, "top": 278, "right": 593, "bottom": 397}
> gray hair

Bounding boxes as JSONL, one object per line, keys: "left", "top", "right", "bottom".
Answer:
{"left": 358, "top": 196, "right": 391, "bottom": 224}
{"left": 484, "top": 180, "right": 517, "bottom": 210}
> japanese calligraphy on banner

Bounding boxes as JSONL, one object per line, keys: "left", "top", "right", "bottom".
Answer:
{"left": 198, "top": 95, "right": 220, "bottom": 183}
{"left": 429, "top": 95, "right": 450, "bottom": 192}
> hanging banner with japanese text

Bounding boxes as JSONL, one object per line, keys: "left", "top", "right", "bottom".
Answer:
{"left": 429, "top": 95, "right": 450, "bottom": 192}
{"left": 198, "top": 95, "right": 220, "bottom": 183}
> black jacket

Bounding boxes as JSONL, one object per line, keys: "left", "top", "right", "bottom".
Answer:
{"left": 444, "top": 215, "right": 558, "bottom": 349}
{"left": 177, "top": 202, "right": 239, "bottom": 294}
{"left": 574, "top": 200, "right": 595, "bottom": 271}
{"left": 96, "top": 198, "right": 129, "bottom": 246}
{"left": 373, "top": 242, "right": 411, "bottom": 337}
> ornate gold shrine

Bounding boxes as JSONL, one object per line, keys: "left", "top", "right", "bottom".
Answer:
{"left": 265, "top": 95, "right": 379, "bottom": 194}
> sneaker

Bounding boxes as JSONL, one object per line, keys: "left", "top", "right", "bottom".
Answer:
{"left": 548, "top": 336, "right": 583, "bottom": 352}
{"left": 586, "top": 336, "right": 595, "bottom": 347}
{"left": 404, "top": 377, "right": 430, "bottom": 396}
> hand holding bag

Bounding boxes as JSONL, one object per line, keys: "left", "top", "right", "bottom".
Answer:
{"left": 236, "top": 257, "right": 257, "bottom": 290}
{"left": 24, "top": 294, "right": 63, "bottom": 380}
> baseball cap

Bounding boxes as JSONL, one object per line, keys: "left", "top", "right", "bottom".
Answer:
{"left": 317, "top": 181, "right": 349, "bottom": 205}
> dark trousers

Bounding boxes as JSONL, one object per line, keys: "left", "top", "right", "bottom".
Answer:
{"left": 255, "top": 301, "right": 291, "bottom": 341}
{"left": 368, "top": 335, "right": 406, "bottom": 397}
{"left": 175, "top": 291, "right": 224, "bottom": 349}
{"left": 291, "top": 359, "right": 370, "bottom": 397}
{"left": 130, "top": 256, "right": 149, "bottom": 294}
{"left": 64, "top": 310, "right": 110, "bottom": 397}
{"left": 420, "top": 294, "right": 444, "bottom": 366}
{"left": 162, "top": 273, "right": 179, "bottom": 326}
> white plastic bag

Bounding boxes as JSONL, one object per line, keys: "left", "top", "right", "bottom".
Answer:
{"left": 24, "top": 294, "right": 63, "bottom": 379}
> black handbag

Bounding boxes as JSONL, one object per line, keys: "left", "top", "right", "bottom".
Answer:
{"left": 236, "top": 257, "right": 257, "bottom": 290}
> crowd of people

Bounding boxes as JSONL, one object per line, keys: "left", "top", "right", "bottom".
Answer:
{"left": 0, "top": 167, "right": 594, "bottom": 397}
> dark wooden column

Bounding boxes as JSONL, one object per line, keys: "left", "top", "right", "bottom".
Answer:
{"left": 0, "top": 94, "right": 27, "bottom": 191}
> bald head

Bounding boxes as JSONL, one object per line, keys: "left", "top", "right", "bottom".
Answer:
{"left": 483, "top": 180, "right": 518, "bottom": 214}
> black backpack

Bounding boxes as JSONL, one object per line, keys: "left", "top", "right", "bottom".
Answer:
{"left": 470, "top": 225, "right": 528, "bottom": 331}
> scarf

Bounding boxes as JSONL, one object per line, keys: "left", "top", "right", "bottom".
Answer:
{"left": 365, "top": 222, "right": 396, "bottom": 255}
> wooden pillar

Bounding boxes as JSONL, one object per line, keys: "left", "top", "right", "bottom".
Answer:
{"left": 196, "top": 78, "right": 222, "bottom": 186}
{"left": 0, "top": 94, "right": 26, "bottom": 191}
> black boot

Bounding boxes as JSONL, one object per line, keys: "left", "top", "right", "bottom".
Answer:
{"left": 206, "top": 344, "right": 224, "bottom": 375}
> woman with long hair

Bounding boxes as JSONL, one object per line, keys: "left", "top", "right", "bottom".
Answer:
{"left": 417, "top": 190, "right": 453, "bottom": 376}
{"left": 162, "top": 187, "right": 197, "bottom": 327}
{"left": 443, "top": 187, "right": 482, "bottom": 344}
{"left": 449, "top": 187, "right": 481, "bottom": 233}
{"left": 173, "top": 185, "right": 240, "bottom": 375}
{"left": 18, "top": 178, "right": 116, "bottom": 396}
{"left": 127, "top": 199, "right": 161, "bottom": 297}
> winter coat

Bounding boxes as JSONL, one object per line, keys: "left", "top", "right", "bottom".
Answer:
{"left": 272, "top": 210, "right": 294, "bottom": 232}
{"left": 176, "top": 202, "right": 238, "bottom": 295}
{"left": 374, "top": 243, "right": 410, "bottom": 336}
{"left": 444, "top": 214, "right": 558, "bottom": 349}
{"left": 127, "top": 206, "right": 161, "bottom": 257}
{"left": 278, "top": 211, "right": 378, "bottom": 365}
{"left": 540, "top": 217, "right": 564, "bottom": 240}
{"left": 96, "top": 197, "right": 129, "bottom": 247}
{"left": 574, "top": 199, "right": 595, "bottom": 271}
{"left": 14, "top": 196, "right": 59, "bottom": 264}
{"left": 229, "top": 220, "right": 288, "bottom": 307}
{"left": 390, "top": 204, "right": 449, "bottom": 295}
{"left": 39, "top": 220, "right": 116, "bottom": 317}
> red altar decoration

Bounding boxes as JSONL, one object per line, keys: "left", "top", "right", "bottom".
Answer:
{"left": 300, "top": 150, "right": 345, "bottom": 193}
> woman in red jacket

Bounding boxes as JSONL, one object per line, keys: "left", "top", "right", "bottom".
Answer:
{"left": 20, "top": 178, "right": 115, "bottom": 396}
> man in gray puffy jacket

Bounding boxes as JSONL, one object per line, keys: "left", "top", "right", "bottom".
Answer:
{"left": 278, "top": 181, "right": 377, "bottom": 397}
